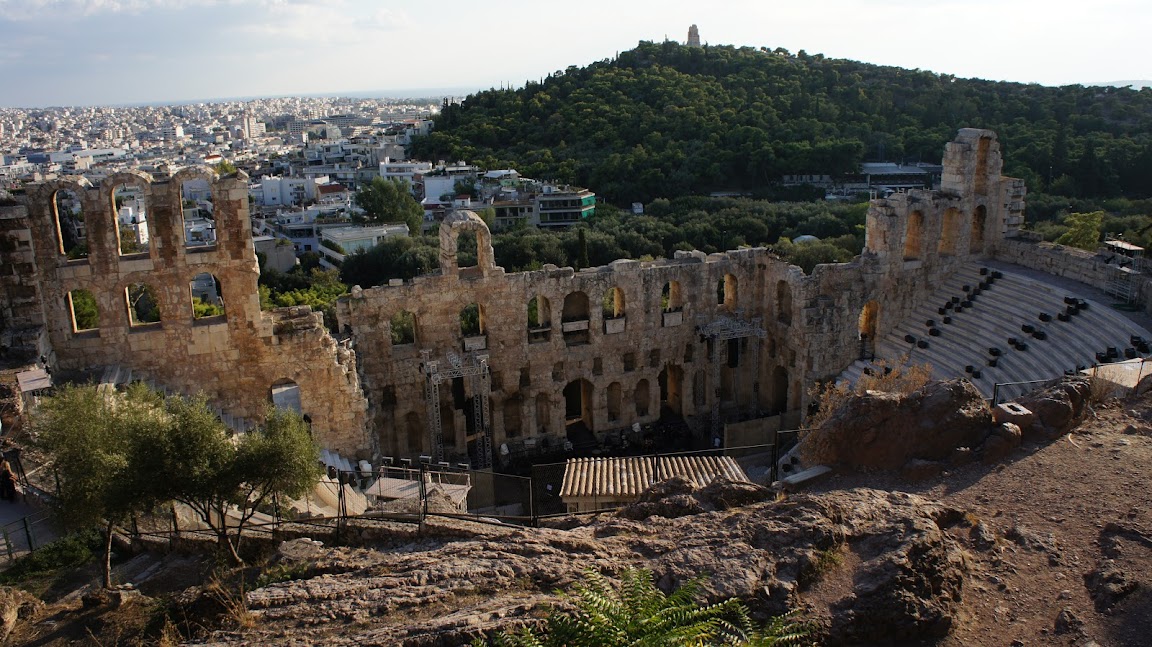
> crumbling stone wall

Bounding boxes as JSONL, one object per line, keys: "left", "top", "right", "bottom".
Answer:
{"left": 339, "top": 210, "right": 798, "bottom": 458}
{"left": 4, "top": 169, "right": 368, "bottom": 454}
{"left": 2, "top": 128, "right": 1028, "bottom": 461}
{"left": 338, "top": 128, "right": 1024, "bottom": 461}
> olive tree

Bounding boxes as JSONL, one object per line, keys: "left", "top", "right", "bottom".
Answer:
{"left": 34, "top": 383, "right": 165, "bottom": 588}
{"left": 148, "top": 399, "right": 321, "bottom": 564}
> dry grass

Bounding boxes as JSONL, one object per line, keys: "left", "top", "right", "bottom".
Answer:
{"left": 806, "top": 356, "right": 933, "bottom": 430}
{"left": 204, "top": 574, "right": 256, "bottom": 631}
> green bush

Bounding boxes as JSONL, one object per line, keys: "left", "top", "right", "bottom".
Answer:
{"left": 0, "top": 527, "right": 103, "bottom": 584}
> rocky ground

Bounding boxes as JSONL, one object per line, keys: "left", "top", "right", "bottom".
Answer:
{"left": 806, "top": 394, "right": 1152, "bottom": 647}
{"left": 3, "top": 382, "right": 1151, "bottom": 646}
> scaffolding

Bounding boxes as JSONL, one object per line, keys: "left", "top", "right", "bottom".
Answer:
{"left": 1102, "top": 237, "right": 1144, "bottom": 305}
{"left": 421, "top": 350, "right": 493, "bottom": 468}
{"left": 696, "top": 311, "right": 766, "bottom": 437}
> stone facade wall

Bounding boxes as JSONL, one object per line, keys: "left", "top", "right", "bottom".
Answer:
{"left": 994, "top": 235, "right": 1152, "bottom": 314}
{"left": 4, "top": 169, "right": 368, "bottom": 454}
{"left": 2, "top": 128, "right": 1027, "bottom": 462}
{"left": 339, "top": 129, "right": 1021, "bottom": 461}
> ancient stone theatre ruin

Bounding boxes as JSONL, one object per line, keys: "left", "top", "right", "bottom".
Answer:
{"left": 3, "top": 129, "right": 1149, "bottom": 467}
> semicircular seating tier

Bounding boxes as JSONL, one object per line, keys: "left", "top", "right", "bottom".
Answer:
{"left": 839, "top": 261, "right": 1152, "bottom": 403}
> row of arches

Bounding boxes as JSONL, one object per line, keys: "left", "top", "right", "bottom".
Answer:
{"left": 385, "top": 352, "right": 798, "bottom": 457}
{"left": 386, "top": 275, "right": 796, "bottom": 350}
{"left": 65, "top": 272, "right": 225, "bottom": 333}
{"left": 47, "top": 171, "right": 220, "bottom": 263}
{"left": 903, "top": 205, "right": 987, "bottom": 261}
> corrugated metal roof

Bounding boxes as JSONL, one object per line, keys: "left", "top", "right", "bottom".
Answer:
{"left": 559, "top": 455, "right": 749, "bottom": 499}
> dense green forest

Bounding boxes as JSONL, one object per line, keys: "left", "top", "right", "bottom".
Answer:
{"left": 411, "top": 40, "right": 1152, "bottom": 204}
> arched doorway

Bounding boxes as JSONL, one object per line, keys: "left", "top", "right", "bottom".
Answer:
{"left": 503, "top": 395, "right": 523, "bottom": 438}
{"left": 658, "top": 364, "right": 684, "bottom": 416}
{"left": 270, "top": 378, "right": 302, "bottom": 414}
{"left": 563, "top": 379, "right": 593, "bottom": 430}
{"left": 633, "top": 379, "right": 650, "bottom": 418}
{"left": 607, "top": 382, "right": 622, "bottom": 422}
{"left": 858, "top": 301, "right": 880, "bottom": 360}
{"left": 405, "top": 412, "right": 423, "bottom": 454}
{"left": 770, "top": 366, "right": 790, "bottom": 415}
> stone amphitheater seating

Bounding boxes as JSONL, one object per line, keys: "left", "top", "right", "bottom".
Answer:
{"left": 840, "top": 263, "right": 1152, "bottom": 402}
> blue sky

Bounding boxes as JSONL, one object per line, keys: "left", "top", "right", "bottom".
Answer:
{"left": 1, "top": 0, "right": 1149, "bottom": 107}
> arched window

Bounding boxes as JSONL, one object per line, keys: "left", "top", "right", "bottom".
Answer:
{"left": 503, "top": 396, "right": 523, "bottom": 438}
{"left": 528, "top": 295, "right": 552, "bottom": 343}
{"left": 562, "top": 291, "right": 589, "bottom": 322}
{"left": 970, "top": 205, "right": 987, "bottom": 254}
{"left": 67, "top": 288, "right": 99, "bottom": 332}
{"left": 456, "top": 229, "right": 478, "bottom": 269}
{"left": 270, "top": 378, "right": 302, "bottom": 414}
{"left": 405, "top": 412, "right": 423, "bottom": 453}
{"left": 390, "top": 310, "right": 416, "bottom": 345}
{"left": 859, "top": 300, "right": 879, "bottom": 359}
{"left": 602, "top": 287, "right": 625, "bottom": 319}
{"left": 190, "top": 273, "right": 225, "bottom": 320}
{"left": 607, "top": 382, "right": 622, "bottom": 421}
{"left": 716, "top": 274, "right": 737, "bottom": 310}
{"left": 181, "top": 178, "right": 215, "bottom": 250}
{"left": 561, "top": 291, "right": 590, "bottom": 345}
{"left": 460, "top": 303, "right": 484, "bottom": 336}
{"left": 659, "top": 364, "right": 683, "bottom": 415}
{"left": 112, "top": 183, "right": 149, "bottom": 256}
{"left": 776, "top": 280, "right": 792, "bottom": 326}
{"left": 662, "top": 281, "right": 683, "bottom": 312}
{"left": 939, "top": 208, "right": 960, "bottom": 256}
{"left": 903, "top": 211, "right": 924, "bottom": 260}
{"left": 527, "top": 295, "right": 551, "bottom": 328}
{"left": 53, "top": 189, "right": 86, "bottom": 259}
{"left": 634, "top": 379, "right": 650, "bottom": 417}
{"left": 535, "top": 393, "right": 551, "bottom": 435}
{"left": 859, "top": 301, "right": 879, "bottom": 339}
{"left": 125, "top": 283, "right": 160, "bottom": 326}
{"left": 563, "top": 379, "right": 593, "bottom": 431}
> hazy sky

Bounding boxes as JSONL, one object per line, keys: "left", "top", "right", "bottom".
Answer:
{"left": 1, "top": 0, "right": 1149, "bottom": 108}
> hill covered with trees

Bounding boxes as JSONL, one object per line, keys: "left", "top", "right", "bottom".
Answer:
{"left": 411, "top": 40, "right": 1152, "bottom": 203}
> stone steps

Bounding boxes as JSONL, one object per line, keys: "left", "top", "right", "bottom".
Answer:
{"left": 842, "top": 262, "right": 1152, "bottom": 400}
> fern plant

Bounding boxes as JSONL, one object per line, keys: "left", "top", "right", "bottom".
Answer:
{"left": 488, "top": 568, "right": 813, "bottom": 647}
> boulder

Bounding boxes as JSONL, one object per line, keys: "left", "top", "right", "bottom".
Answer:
{"left": 696, "top": 476, "right": 773, "bottom": 510}
{"left": 980, "top": 422, "right": 1022, "bottom": 464}
{"left": 1084, "top": 560, "right": 1139, "bottom": 611}
{"left": 1017, "top": 377, "right": 1092, "bottom": 436}
{"left": 618, "top": 475, "right": 771, "bottom": 520}
{"left": 800, "top": 379, "right": 994, "bottom": 470}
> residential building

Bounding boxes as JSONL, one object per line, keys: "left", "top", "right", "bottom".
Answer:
{"left": 317, "top": 224, "right": 409, "bottom": 269}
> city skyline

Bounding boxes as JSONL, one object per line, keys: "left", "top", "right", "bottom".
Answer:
{"left": 1, "top": 0, "right": 1150, "bottom": 108}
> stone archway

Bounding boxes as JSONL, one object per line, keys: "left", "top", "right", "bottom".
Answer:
{"left": 658, "top": 364, "right": 684, "bottom": 416}
{"left": 563, "top": 379, "right": 594, "bottom": 434}
{"left": 859, "top": 300, "right": 880, "bottom": 359}
{"left": 438, "top": 210, "right": 496, "bottom": 276}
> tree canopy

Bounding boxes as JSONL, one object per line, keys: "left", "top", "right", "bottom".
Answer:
{"left": 354, "top": 177, "right": 424, "bottom": 234}
{"left": 412, "top": 41, "right": 1152, "bottom": 204}
{"left": 34, "top": 384, "right": 321, "bottom": 570}
{"left": 34, "top": 383, "right": 164, "bottom": 587}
